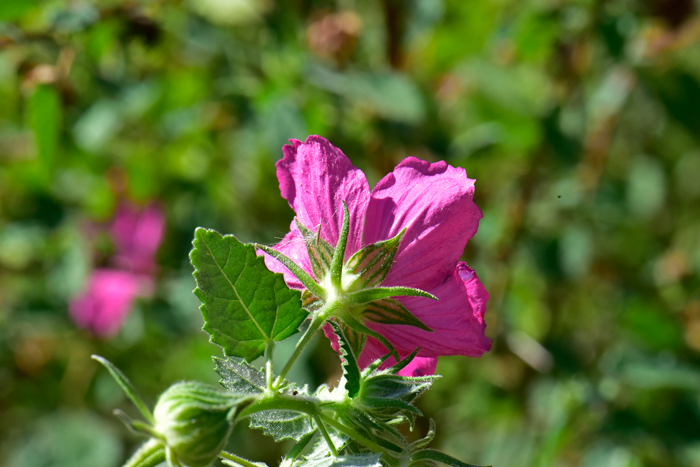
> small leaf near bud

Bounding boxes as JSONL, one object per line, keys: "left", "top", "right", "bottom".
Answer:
{"left": 153, "top": 381, "right": 244, "bottom": 467}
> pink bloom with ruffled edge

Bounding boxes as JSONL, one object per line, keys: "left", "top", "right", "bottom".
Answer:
{"left": 264, "top": 136, "right": 491, "bottom": 376}
{"left": 70, "top": 202, "right": 165, "bottom": 338}
{"left": 69, "top": 269, "right": 144, "bottom": 337}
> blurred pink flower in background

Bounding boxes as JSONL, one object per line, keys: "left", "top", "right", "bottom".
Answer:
{"left": 110, "top": 203, "right": 165, "bottom": 275}
{"left": 266, "top": 136, "right": 491, "bottom": 375}
{"left": 69, "top": 202, "right": 165, "bottom": 338}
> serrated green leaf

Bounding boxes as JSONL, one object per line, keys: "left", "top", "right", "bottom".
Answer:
{"left": 214, "top": 357, "right": 266, "bottom": 394}
{"left": 345, "top": 228, "right": 405, "bottom": 290}
{"left": 191, "top": 228, "right": 308, "bottom": 361}
{"left": 249, "top": 408, "right": 314, "bottom": 442}
{"left": 303, "top": 452, "right": 382, "bottom": 467}
{"left": 410, "top": 449, "right": 486, "bottom": 467}
{"left": 214, "top": 357, "right": 314, "bottom": 441}
{"left": 329, "top": 322, "right": 361, "bottom": 398}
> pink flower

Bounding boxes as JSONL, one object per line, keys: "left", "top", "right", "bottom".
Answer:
{"left": 110, "top": 202, "right": 165, "bottom": 275}
{"left": 69, "top": 269, "right": 149, "bottom": 337}
{"left": 264, "top": 136, "right": 491, "bottom": 373}
{"left": 70, "top": 202, "right": 165, "bottom": 338}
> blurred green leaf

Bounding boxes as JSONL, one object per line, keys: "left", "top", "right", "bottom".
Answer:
{"left": 27, "top": 85, "right": 61, "bottom": 176}
{"left": 0, "top": 0, "right": 37, "bottom": 21}
{"left": 7, "top": 411, "right": 122, "bottom": 467}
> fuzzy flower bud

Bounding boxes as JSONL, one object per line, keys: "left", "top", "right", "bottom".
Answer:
{"left": 153, "top": 381, "right": 240, "bottom": 467}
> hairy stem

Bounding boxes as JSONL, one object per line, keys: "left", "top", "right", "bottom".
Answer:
{"left": 265, "top": 341, "right": 274, "bottom": 392}
{"left": 220, "top": 451, "right": 267, "bottom": 467}
{"left": 314, "top": 414, "right": 338, "bottom": 456}
{"left": 275, "top": 300, "right": 342, "bottom": 388}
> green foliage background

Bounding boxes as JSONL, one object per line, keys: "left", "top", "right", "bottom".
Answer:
{"left": 1, "top": 0, "right": 700, "bottom": 466}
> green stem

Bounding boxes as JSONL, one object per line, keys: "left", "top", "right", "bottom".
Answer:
{"left": 265, "top": 341, "right": 274, "bottom": 392}
{"left": 220, "top": 451, "right": 267, "bottom": 467}
{"left": 236, "top": 392, "right": 319, "bottom": 419}
{"left": 275, "top": 300, "right": 342, "bottom": 388}
{"left": 314, "top": 414, "right": 338, "bottom": 456}
{"left": 235, "top": 391, "right": 398, "bottom": 460}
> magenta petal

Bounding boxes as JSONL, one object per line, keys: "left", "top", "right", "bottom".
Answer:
{"left": 325, "top": 323, "right": 436, "bottom": 375}
{"left": 69, "top": 269, "right": 142, "bottom": 338}
{"left": 261, "top": 225, "right": 310, "bottom": 289}
{"left": 363, "top": 157, "right": 482, "bottom": 291}
{"left": 323, "top": 322, "right": 341, "bottom": 353}
{"left": 397, "top": 357, "right": 438, "bottom": 377}
{"left": 363, "top": 262, "right": 491, "bottom": 358}
{"left": 356, "top": 342, "right": 437, "bottom": 376}
{"left": 277, "top": 136, "right": 370, "bottom": 257}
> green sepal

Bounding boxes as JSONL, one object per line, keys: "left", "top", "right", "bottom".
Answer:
{"left": 391, "top": 348, "right": 421, "bottom": 374}
{"left": 254, "top": 242, "right": 326, "bottom": 300}
{"left": 344, "top": 228, "right": 405, "bottom": 290}
{"left": 361, "top": 298, "right": 433, "bottom": 332}
{"left": 339, "top": 323, "right": 367, "bottom": 362}
{"left": 301, "top": 289, "right": 324, "bottom": 313}
{"left": 124, "top": 439, "right": 167, "bottom": 467}
{"left": 191, "top": 228, "right": 308, "bottom": 361}
{"left": 360, "top": 397, "right": 423, "bottom": 416}
{"left": 340, "top": 314, "right": 399, "bottom": 361}
{"left": 348, "top": 286, "right": 437, "bottom": 304}
{"left": 362, "top": 353, "right": 394, "bottom": 375}
{"left": 296, "top": 220, "right": 335, "bottom": 281}
{"left": 113, "top": 409, "right": 161, "bottom": 439}
{"left": 410, "top": 419, "right": 436, "bottom": 451}
{"left": 361, "top": 374, "right": 436, "bottom": 401}
{"left": 330, "top": 202, "right": 351, "bottom": 289}
{"left": 410, "top": 449, "right": 488, "bottom": 467}
{"left": 354, "top": 361, "right": 438, "bottom": 431}
{"left": 92, "top": 355, "right": 155, "bottom": 424}
{"left": 329, "top": 321, "right": 362, "bottom": 398}
{"left": 338, "top": 406, "right": 410, "bottom": 450}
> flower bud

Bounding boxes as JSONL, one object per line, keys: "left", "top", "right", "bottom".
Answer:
{"left": 153, "top": 381, "right": 239, "bottom": 467}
